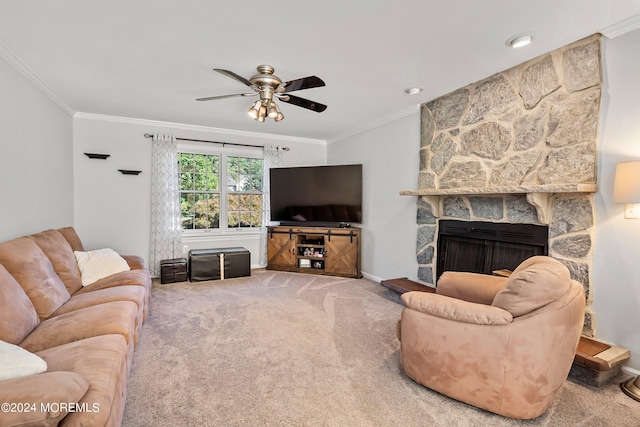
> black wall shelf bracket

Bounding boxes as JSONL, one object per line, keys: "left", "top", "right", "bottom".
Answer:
{"left": 118, "top": 169, "right": 142, "bottom": 175}
{"left": 84, "top": 153, "right": 110, "bottom": 160}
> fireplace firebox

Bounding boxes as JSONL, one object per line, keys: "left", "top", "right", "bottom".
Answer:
{"left": 436, "top": 220, "right": 548, "bottom": 282}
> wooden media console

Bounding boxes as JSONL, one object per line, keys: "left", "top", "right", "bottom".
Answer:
{"left": 267, "top": 225, "right": 362, "bottom": 278}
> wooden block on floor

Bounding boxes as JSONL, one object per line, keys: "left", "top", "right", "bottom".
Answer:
{"left": 380, "top": 278, "right": 435, "bottom": 303}
{"left": 570, "top": 336, "right": 630, "bottom": 387}
{"left": 574, "top": 336, "right": 629, "bottom": 371}
{"left": 380, "top": 277, "right": 435, "bottom": 294}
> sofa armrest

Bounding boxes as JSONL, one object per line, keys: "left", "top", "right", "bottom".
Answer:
{"left": 401, "top": 291, "right": 513, "bottom": 325}
{"left": 0, "top": 371, "right": 88, "bottom": 426}
{"left": 436, "top": 271, "right": 508, "bottom": 305}
{"left": 121, "top": 255, "right": 144, "bottom": 270}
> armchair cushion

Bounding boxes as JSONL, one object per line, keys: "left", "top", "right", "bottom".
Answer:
{"left": 437, "top": 271, "right": 508, "bottom": 305}
{"left": 402, "top": 292, "right": 513, "bottom": 325}
{"left": 491, "top": 256, "right": 570, "bottom": 317}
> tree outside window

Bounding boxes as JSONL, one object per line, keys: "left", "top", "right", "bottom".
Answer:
{"left": 179, "top": 153, "right": 220, "bottom": 230}
{"left": 227, "top": 156, "right": 263, "bottom": 229}
{"left": 178, "top": 152, "right": 263, "bottom": 231}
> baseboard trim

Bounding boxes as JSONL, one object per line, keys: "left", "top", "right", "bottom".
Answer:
{"left": 361, "top": 271, "right": 383, "bottom": 283}
{"left": 622, "top": 366, "right": 640, "bottom": 377}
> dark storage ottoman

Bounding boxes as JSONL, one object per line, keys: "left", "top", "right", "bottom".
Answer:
{"left": 221, "top": 247, "right": 251, "bottom": 279}
{"left": 160, "top": 258, "right": 188, "bottom": 284}
{"left": 188, "top": 247, "right": 250, "bottom": 282}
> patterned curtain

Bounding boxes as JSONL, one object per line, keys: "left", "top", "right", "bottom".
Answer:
{"left": 149, "top": 133, "right": 182, "bottom": 276}
{"left": 260, "top": 145, "right": 283, "bottom": 266}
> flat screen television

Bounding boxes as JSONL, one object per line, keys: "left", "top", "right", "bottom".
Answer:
{"left": 269, "top": 164, "right": 362, "bottom": 226}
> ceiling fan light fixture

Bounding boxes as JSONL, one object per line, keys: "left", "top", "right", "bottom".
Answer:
{"left": 247, "top": 100, "right": 262, "bottom": 119}
{"left": 256, "top": 103, "right": 267, "bottom": 122}
{"left": 267, "top": 101, "right": 279, "bottom": 119}
{"left": 201, "top": 65, "right": 327, "bottom": 123}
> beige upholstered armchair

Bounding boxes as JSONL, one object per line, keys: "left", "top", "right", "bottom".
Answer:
{"left": 397, "top": 256, "right": 585, "bottom": 419}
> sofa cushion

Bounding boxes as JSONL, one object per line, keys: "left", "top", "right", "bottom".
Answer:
{"left": 51, "top": 286, "right": 148, "bottom": 338}
{"left": 29, "top": 229, "right": 83, "bottom": 294}
{"left": 75, "top": 248, "right": 131, "bottom": 287}
{"left": 51, "top": 285, "right": 147, "bottom": 318}
{"left": 73, "top": 269, "right": 152, "bottom": 295}
{"left": 491, "top": 256, "right": 571, "bottom": 317}
{"left": 0, "top": 237, "right": 70, "bottom": 321}
{"left": 57, "top": 226, "right": 85, "bottom": 252}
{"left": 36, "top": 335, "right": 130, "bottom": 427}
{"left": 0, "top": 264, "right": 40, "bottom": 344}
{"left": 0, "top": 340, "right": 47, "bottom": 381}
{"left": 20, "top": 301, "right": 138, "bottom": 353}
{"left": 122, "top": 254, "right": 145, "bottom": 270}
{"left": 0, "top": 371, "right": 89, "bottom": 427}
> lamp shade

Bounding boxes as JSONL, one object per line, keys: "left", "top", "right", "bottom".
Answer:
{"left": 613, "top": 161, "right": 640, "bottom": 203}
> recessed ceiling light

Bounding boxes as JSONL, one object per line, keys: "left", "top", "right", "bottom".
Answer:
{"left": 506, "top": 32, "right": 535, "bottom": 48}
{"left": 404, "top": 87, "right": 423, "bottom": 95}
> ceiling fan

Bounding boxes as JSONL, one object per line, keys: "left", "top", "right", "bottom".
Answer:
{"left": 196, "top": 65, "right": 327, "bottom": 122}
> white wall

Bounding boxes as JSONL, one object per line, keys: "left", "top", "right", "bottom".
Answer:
{"left": 593, "top": 29, "right": 640, "bottom": 371}
{"left": 73, "top": 115, "right": 326, "bottom": 269}
{"left": 0, "top": 58, "right": 73, "bottom": 241}
{"left": 327, "top": 112, "right": 421, "bottom": 282}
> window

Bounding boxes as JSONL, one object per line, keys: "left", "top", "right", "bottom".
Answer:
{"left": 178, "top": 151, "right": 263, "bottom": 232}
{"left": 179, "top": 153, "right": 220, "bottom": 230}
{"left": 227, "top": 156, "right": 264, "bottom": 229}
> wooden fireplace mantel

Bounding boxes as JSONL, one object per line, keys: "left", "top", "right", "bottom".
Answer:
{"left": 399, "top": 183, "right": 597, "bottom": 224}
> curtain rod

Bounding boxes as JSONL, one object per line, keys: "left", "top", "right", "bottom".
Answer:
{"left": 143, "top": 133, "right": 290, "bottom": 151}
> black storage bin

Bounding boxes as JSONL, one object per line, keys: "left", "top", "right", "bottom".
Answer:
{"left": 188, "top": 249, "right": 222, "bottom": 282}
{"left": 160, "top": 258, "right": 188, "bottom": 284}
{"left": 188, "top": 247, "right": 250, "bottom": 282}
{"left": 222, "top": 247, "right": 251, "bottom": 279}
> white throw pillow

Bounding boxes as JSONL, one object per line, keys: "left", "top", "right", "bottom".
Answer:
{"left": 0, "top": 340, "right": 47, "bottom": 381}
{"left": 74, "top": 248, "right": 130, "bottom": 287}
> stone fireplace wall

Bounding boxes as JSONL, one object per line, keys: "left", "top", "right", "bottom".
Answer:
{"left": 416, "top": 34, "right": 601, "bottom": 334}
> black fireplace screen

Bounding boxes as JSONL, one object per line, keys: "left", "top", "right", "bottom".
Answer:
{"left": 436, "top": 220, "right": 548, "bottom": 282}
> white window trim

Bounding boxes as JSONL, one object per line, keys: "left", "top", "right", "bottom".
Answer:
{"left": 178, "top": 141, "right": 263, "bottom": 237}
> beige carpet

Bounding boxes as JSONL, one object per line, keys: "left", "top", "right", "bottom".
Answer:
{"left": 123, "top": 270, "right": 640, "bottom": 426}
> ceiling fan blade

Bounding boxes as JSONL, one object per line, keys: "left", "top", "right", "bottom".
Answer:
{"left": 282, "top": 76, "right": 326, "bottom": 93}
{"left": 279, "top": 94, "right": 327, "bottom": 112}
{"left": 213, "top": 69, "right": 254, "bottom": 88}
{"left": 196, "top": 93, "right": 255, "bottom": 102}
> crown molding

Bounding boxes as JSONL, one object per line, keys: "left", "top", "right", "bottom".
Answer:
{"left": 73, "top": 112, "right": 327, "bottom": 145}
{"left": 328, "top": 105, "right": 419, "bottom": 144}
{"left": 600, "top": 13, "right": 640, "bottom": 39}
{"left": 0, "top": 41, "right": 75, "bottom": 116}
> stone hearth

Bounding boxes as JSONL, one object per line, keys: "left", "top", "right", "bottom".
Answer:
{"left": 403, "top": 34, "right": 602, "bottom": 335}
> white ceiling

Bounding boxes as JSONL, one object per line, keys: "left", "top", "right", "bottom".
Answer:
{"left": 1, "top": 1, "right": 640, "bottom": 141}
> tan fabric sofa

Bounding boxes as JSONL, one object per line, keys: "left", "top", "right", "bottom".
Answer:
{"left": 397, "top": 256, "right": 585, "bottom": 419}
{"left": 0, "top": 227, "right": 151, "bottom": 426}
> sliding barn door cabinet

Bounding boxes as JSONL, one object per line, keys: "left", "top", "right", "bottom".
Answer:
{"left": 266, "top": 226, "right": 362, "bottom": 278}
